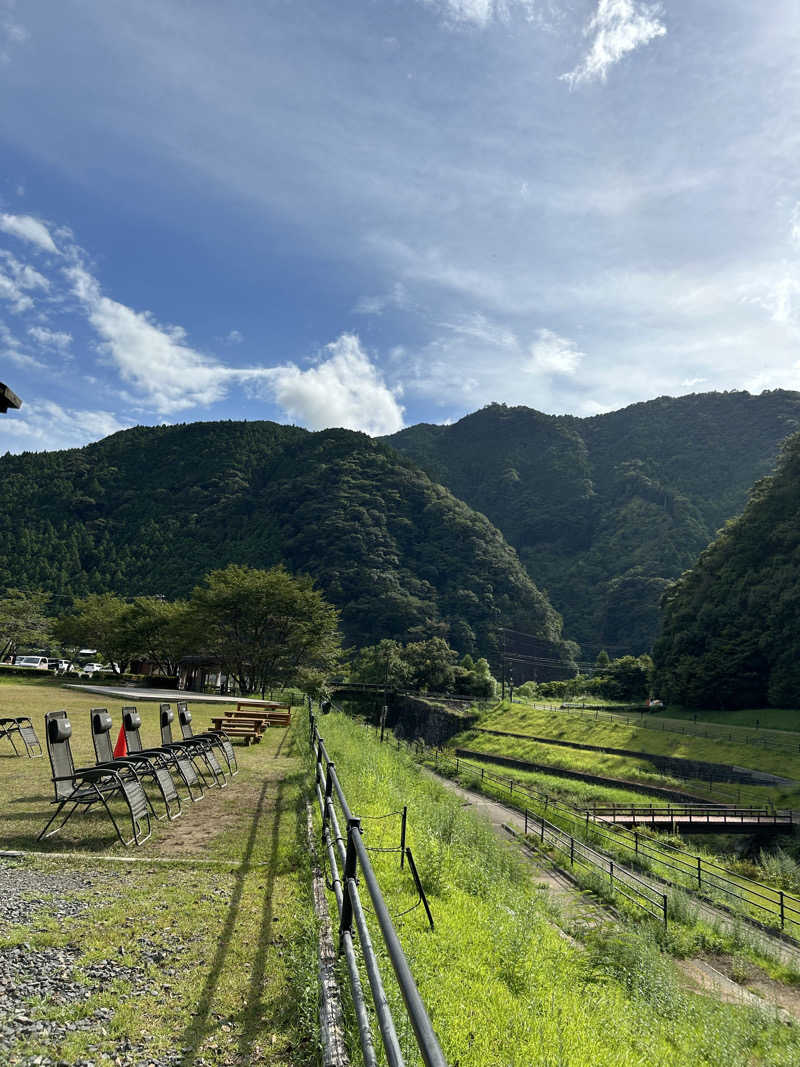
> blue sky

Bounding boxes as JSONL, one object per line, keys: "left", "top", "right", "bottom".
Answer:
{"left": 1, "top": 0, "right": 799, "bottom": 451}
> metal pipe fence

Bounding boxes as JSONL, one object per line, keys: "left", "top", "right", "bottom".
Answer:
{"left": 425, "top": 746, "right": 800, "bottom": 942}
{"left": 310, "top": 713, "right": 448, "bottom": 1067}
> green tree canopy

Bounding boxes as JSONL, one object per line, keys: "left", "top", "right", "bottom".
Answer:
{"left": 0, "top": 588, "right": 52, "bottom": 661}
{"left": 188, "top": 564, "right": 341, "bottom": 696}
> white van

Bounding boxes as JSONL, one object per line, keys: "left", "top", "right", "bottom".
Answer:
{"left": 15, "top": 656, "right": 50, "bottom": 670}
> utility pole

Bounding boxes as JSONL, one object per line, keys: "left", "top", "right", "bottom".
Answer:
{"left": 380, "top": 650, "right": 389, "bottom": 742}
{"left": 500, "top": 627, "right": 506, "bottom": 701}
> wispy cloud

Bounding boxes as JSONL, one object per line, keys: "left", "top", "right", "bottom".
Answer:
{"left": 0, "top": 213, "right": 59, "bottom": 253}
{"left": 0, "top": 1, "right": 27, "bottom": 65}
{"left": 0, "top": 251, "right": 49, "bottom": 313}
{"left": 27, "top": 325, "right": 72, "bottom": 351}
{"left": 526, "top": 328, "right": 584, "bottom": 375}
{"left": 421, "top": 0, "right": 536, "bottom": 28}
{"left": 561, "top": 0, "right": 666, "bottom": 88}
{"left": 263, "top": 333, "right": 405, "bottom": 435}
{"left": 67, "top": 263, "right": 233, "bottom": 414}
{"left": 0, "top": 399, "right": 131, "bottom": 453}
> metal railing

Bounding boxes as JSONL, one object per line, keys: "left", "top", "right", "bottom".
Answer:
{"left": 426, "top": 748, "right": 800, "bottom": 941}
{"left": 520, "top": 809, "right": 668, "bottom": 926}
{"left": 589, "top": 804, "right": 793, "bottom": 826}
{"left": 310, "top": 713, "right": 448, "bottom": 1067}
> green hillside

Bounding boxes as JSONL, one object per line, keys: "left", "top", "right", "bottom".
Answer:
{"left": 385, "top": 390, "right": 800, "bottom": 655}
{"left": 0, "top": 420, "right": 573, "bottom": 666}
{"left": 653, "top": 429, "right": 800, "bottom": 709}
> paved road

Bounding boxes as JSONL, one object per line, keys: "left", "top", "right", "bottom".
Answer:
{"left": 63, "top": 684, "right": 285, "bottom": 706}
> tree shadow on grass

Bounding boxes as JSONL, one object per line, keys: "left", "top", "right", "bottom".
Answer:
{"left": 178, "top": 778, "right": 270, "bottom": 1067}
{"left": 235, "top": 777, "right": 285, "bottom": 1063}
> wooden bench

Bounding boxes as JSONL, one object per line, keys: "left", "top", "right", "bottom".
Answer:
{"left": 235, "top": 701, "right": 292, "bottom": 728}
{"left": 210, "top": 710, "right": 269, "bottom": 746}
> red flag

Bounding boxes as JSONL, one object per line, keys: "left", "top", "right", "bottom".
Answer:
{"left": 113, "top": 724, "right": 127, "bottom": 758}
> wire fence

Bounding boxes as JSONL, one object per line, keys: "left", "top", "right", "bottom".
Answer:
{"left": 425, "top": 747, "right": 800, "bottom": 942}
{"left": 310, "top": 711, "right": 447, "bottom": 1067}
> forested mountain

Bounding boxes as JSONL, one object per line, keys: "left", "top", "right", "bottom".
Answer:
{"left": 653, "top": 430, "right": 800, "bottom": 708}
{"left": 385, "top": 391, "right": 800, "bottom": 655}
{"left": 0, "top": 420, "right": 574, "bottom": 668}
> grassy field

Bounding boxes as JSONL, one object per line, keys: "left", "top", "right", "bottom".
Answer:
{"left": 660, "top": 707, "right": 800, "bottom": 734}
{"left": 0, "top": 680, "right": 318, "bottom": 1066}
{"left": 475, "top": 702, "right": 800, "bottom": 801}
{"left": 311, "top": 712, "right": 800, "bottom": 1066}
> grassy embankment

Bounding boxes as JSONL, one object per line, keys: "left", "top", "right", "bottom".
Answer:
{"left": 310, "top": 712, "right": 800, "bottom": 1066}
{"left": 461, "top": 701, "right": 800, "bottom": 808}
{"left": 0, "top": 678, "right": 318, "bottom": 1066}
{"left": 430, "top": 746, "right": 800, "bottom": 947}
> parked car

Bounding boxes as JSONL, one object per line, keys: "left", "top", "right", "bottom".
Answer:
{"left": 78, "top": 662, "right": 106, "bottom": 676}
{"left": 14, "top": 656, "right": 50, "bottom": 670}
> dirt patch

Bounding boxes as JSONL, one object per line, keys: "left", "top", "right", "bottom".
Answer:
{"left": 705, "top": 953, "right": 800, "bottom": 1021}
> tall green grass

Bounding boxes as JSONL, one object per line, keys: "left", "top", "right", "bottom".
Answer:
{"left": 310, "top": 713, "right": 800, "bottom": 1066}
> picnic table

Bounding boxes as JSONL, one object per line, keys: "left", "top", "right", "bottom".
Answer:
{"left": 210, "top": 702, "right": 292, "bottom": 744}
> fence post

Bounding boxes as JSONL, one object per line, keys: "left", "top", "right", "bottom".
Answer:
{"left": 540, "top": 817, "right": 545, "bottom": 843}
{"left": 697, "top": 857, "right": 701, "bottom": 889}
{"left": 609, "top": 860, "right": 614, "bottom": 888}
{"left": 339, "top": 817, "right": 361, "bottom": 944}
{"left": 570, "top": 837, "right": 575, "bottom": 866}
{"left": 524, "top": 809, "right": 528, "bottom": 835}
{"left": 634, "top": 832, "right": 638, "bottom": 856}
{"left": 400, "top": 806, "right": 407, "bottom": 869}
{"left": 662, "top": 894, "right": 668, "bottom": 929}
{"left": 780, "top": 891, "right": 785, "bottom": 930}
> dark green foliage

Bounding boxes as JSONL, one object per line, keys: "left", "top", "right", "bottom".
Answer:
{"left": 0, "top": 588, "right": 52, "bottom": 659}
{"left": 0, "top": 420, "right": 572, "bottom": 663}
{"left": 385, "top": 391, "right": 800, "bottom": 654}
{"left": 653, "top": 430, "right": 800, "bottom": 708}
{"left": 596, "top": 654, "right": 653, "bottom": 702}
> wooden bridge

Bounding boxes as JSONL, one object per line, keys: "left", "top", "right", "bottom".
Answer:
{"left": 586, "top": 804, "right": 795, "bottom": 835}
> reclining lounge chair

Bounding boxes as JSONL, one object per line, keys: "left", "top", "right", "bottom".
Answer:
{"left": 38, "top": 710, "right": 151, "bottom": 846}
{"left": 0, "top": 715, "right": 43, "bottom": 757}
{"left": 91, "top": 708, "right": 182, "bottom": 821}
{"left": 177, "top": 701, "right": 238, "bottom": 777}
{"left": 122, "top": 706, "right": 205, "bottom": 803}
{"left": 160, "top": 704, "right": 227, "bottom": 789}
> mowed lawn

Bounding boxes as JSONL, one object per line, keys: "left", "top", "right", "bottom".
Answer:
{"left": 0, "top": 679, "right": 318, "bottom": 1066}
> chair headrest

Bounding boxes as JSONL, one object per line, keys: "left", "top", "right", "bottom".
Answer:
{"left": 123, "top": 709, "right": 141, "bottom": 730}
{"left": 92, "top": 710, "right": 113, "bottom": 734}
{"left": 160, "top": 706, "right": 173, "bottom": 726}
{"left": 179, "top": 708, "right": 192, "bottom": 725}
{"left": 48, "top": 716, "right": 72, "bottom": 743}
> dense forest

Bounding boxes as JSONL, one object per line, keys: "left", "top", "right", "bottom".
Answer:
{"left": 385, "top": 390, "right": 800, "bottom": 655}
{"left": 653, "top": 430, "right": 800, "bottom": 708}
{"left": 0, "top": 420, "right": 574, "bottom": 671}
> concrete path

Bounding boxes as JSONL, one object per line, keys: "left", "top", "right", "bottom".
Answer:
{"left": 63, "top": 684, "right": 288, "bottom": 706}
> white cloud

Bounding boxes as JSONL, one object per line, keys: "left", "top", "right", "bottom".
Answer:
{"left": 526, "top": 328, "right": 584, "bottom": 375}
{"left": 561, "top": 0, "right": 666, "bottom": 88}
{"left": 0, "top": 213, "right": 59, "bottom": 253}
{"left": 225, "top": 329, "right": 244, "bottom": 344}
{"left": 0, "top": 4, "right": 27, "bottom": 64}
{"left": 422, "top": 0, "right": 537, "bottom": 27}
{"left": 0, "top": 400, "right": 131, "bottom": 453}
{"left": 28, "top": 325, "right": 72, "bottom": 351}
{"left": 264, "top": 333, "right": 405, "bottom": 435}
{"left": 791, "top": 203, "right": 800, "bottom": 246}
{"left": 67, "top": 263, "right": 234, "bottom": 413}
{"left": 0, "top": 251, "right": 47, "bottom": 313}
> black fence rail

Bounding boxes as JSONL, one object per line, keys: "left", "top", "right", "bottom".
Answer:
{"left": 521, "top": 808, "right": 668, "bottom": 926}
{"left": 310, "top": 713, "right": 448, "bottom": 1067}
{"left": 427, "top": 748, "right": 800, "bottom": 941}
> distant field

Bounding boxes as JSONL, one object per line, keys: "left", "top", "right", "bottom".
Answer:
{"left": 660, "top": 707, "right": 800, "bottom": 734}
{"left": 479, "top": 702, "right": 800, "bottom": 786}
